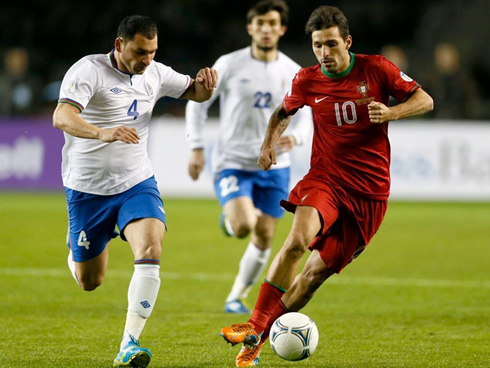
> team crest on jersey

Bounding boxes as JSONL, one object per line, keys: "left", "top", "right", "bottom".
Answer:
{"left": 145, "top": 81, "right": 155, "bottom": 96}
{"left": 400, "top": 71, "right": 413, "bottom": 82}
{"left": 66, "top": 80, "right": 78, "bottom": 94}
{"left": 355, "top": 80, "right": 375, "bottom": 106}
{"left": 356, "top": 81, "right": 370, "bottom": 97}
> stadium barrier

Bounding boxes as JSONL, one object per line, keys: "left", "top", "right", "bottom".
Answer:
{"left": 1, "top": 118, "right": 489, "bottom": 201}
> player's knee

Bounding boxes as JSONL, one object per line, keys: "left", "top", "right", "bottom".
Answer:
{"left": 137, "top": 240, "right": 162, "bottom": 260}
{"left": 283, "top": 238, "right": 308, "bottom": 261}
{"left": 284, "top": 243, "right": 306, "bottom": 260}
{"left": 79, "top": 273, "right": 104, "bottom": 291}
{"left": 234, "top": 221, "right": 254, "bottom": 238}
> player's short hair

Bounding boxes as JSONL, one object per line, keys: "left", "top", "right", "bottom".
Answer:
{"left": 117, "top": 15, "right": 158, "bottom": 41}
{"left": 305, "top": 6, "right": 349, "bottom": 40}
{"left": 247, "top": 0, "right": 289, "bottom": 26}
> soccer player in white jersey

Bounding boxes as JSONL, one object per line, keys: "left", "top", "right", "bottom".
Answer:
{"left": 53, "top": 15, "right": 217, "bottom": 368}
{"left": 186, "top": 0, "right": 312, "bottom": 314}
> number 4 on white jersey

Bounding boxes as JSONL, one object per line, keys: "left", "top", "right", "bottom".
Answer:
{"left": 78, "top": 230, "right": 91, "bottom": 250}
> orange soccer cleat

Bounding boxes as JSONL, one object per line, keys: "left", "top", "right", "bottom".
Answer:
{"left": 235, "top": 341, "right": 265, "bottom": 367}
{"left": 220, "top": 322, "right": 261, "bottom": 347}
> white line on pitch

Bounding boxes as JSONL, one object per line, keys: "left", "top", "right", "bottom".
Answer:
{"left": 1, "top": 267, "right": 489, "bottom": 289}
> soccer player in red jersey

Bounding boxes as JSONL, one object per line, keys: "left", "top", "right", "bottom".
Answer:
{"left": 220, "top": 5, "right": 434, "bottom": 366}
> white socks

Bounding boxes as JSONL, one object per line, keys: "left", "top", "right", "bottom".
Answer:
{"left": 67, "top": 250, "right": 81, "bottom": 287}
{"left": 226, "top": 241, "right": 271, "bottom": 302}
{"left": 120, "top": 262, "right": 161, "bottom": 349}
{"left": 223, "top": 216, "right": 236, "bottom": 236}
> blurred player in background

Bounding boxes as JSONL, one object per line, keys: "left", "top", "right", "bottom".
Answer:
{"left": 185, "top": 0, "right": 312, "bottom": 315}
{"left": 220, "top": 5, "right": 433, "bottom": 366}
{"left": 53, "top": 15, "right": 217, "bottom": 367}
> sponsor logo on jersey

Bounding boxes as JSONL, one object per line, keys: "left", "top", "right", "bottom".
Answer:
{"left": 239, "top": 78, "right": 250, "bottom": 84}
{"left": 400, "top": 71, "right": 413, "bottom": 82}
{"left": 314, "top": 96, "right": 329, "bottom": 103}
{"left": 67, "top": 80, "right": 78, "bottom": 94}
{"left": 110, "top": 87, "right": 122, "bottom": 94}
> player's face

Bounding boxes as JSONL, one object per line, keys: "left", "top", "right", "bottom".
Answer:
{"left": 116, "top": 33, "right": 158, "bottom": 75}
{"left": 311, "top": 27, "right": 352, "bottom": 74}
{"left": 247, "top": 10, "right": 286, "bottom": 51}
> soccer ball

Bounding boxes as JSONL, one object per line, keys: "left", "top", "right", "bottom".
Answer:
{"left": 269, "top": 312, "right": 319, "bottom": 361}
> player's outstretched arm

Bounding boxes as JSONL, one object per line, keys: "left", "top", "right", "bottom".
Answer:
{"left": 53, "top": 103, "right": 139, "bottom": 144}
{"left": 258, "top": 105, "right": 292, "bottom": 170}
{"left": 180, "top": 67, "right": 218, "bottom": 102}
{"left": 368, "top": 88, "right": 434, "bottom": 123}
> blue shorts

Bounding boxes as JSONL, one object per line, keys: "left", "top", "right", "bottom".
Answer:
{"left": 65, "top": 176, "right": 166, "bottom": 262}
{"left": 214, "top": 168, "right": 290, "bottom": 218}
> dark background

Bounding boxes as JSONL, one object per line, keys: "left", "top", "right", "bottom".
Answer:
{"left": 1, "top": 0, "right": 489, "bottom": 119}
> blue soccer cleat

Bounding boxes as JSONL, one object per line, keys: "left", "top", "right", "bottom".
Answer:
{"left": 225, "top": 299, "right": 251, "bottom": 314}
{"left": 113, "top": 335, "right": 152, "bottom": 367}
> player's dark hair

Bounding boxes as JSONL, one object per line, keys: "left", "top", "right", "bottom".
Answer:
{"left": 117, "top": 15, "right": 158, "bottom": 41}
{"left": 305, "top": 6, "right": 349, "bottom": 40}
{"left": 247, "top": 0, "right": 289, "bottom": 26}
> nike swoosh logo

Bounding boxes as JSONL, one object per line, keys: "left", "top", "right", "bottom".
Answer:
{"left": 314, "top": 96, "right": 329, "bottom": 103}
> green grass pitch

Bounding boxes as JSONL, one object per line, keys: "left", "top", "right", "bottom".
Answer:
{"left": 0, "top": 193, "right": 489, "bottom": 367}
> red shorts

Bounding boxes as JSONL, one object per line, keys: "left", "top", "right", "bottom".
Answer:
{"left": 281, "top": 171, "right": 387, "bottom": 273}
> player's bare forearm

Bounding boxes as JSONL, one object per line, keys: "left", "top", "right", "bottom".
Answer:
{"left": 53, "top": 103, "right": 103, "bottom": 139}
{"left": 53, "top": 103, "right": 139, "bottom": 144}
{"left": 368, "top": 88, "right": 433, "bottom": 123}
{"left": 258, "top": 106, "right": 292, "bottom": 170}
{"left": 262, "top": 106, "right": 292, "bottom": 150}
{"left": 389, "top": 88, "right": 434, "bottom": 121}
{"left": 181, "top": 67, "right": 218, "bottom": 102}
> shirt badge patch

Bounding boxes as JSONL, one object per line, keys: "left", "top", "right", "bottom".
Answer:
{"left": 145, "top": 81, "right": 154, "bottom": 96}
{"left": 67, "top": 80, "right": 78, "bottom": 94}
{"left": 110, "top": 87, "right": 122, "bottom": 94}
{"left": 355, "top": 80, "right": 375, "bottom": 106}
{"left": 356, "top": 81, "right": 370, "bottom": 97}
{"left": 400, "top": 71, "right": 413, "bottom": 82}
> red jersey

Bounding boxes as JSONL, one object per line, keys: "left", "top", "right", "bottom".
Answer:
{"left": 282, "top": 53, "right": 420, "bottom": 199}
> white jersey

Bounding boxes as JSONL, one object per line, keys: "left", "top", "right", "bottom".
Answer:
{"left": 186, "top": 47, "right": 312, "bottom": 173}
{"left": 59, "top": 51, "right": 192, "bottom": 195}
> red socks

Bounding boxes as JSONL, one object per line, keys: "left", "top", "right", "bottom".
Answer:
{"left": 249, "top": 281, "right": 286, "bottom": 335}
{"left": 261, "top": 300, "right": 289, "bottom": 342}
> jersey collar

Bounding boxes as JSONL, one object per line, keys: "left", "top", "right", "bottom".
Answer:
{"left": 321, "top": 52, "right": 355, "bottom": 79}
{"left": 109, "top": 49, "right": 133, "bottom": 76}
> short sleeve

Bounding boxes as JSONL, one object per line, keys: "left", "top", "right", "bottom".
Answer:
{"left": 156, "top": 64, "right": 192, "bottom": 99}
{"left": 378, "top": 56, "right": 420, "bottom": 102}
{"left": 58, "top": 58, "right": 98, "bottom": 112}
{"left": 282, "top": 72, "right": 306, "bottom": 116}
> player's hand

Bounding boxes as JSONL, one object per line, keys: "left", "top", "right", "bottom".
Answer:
{"left": 195, "top": 67, "right": 218, "bottom": 90}
{"left": 274, "top": 135, "right": 296, "bottom": 153}
{"left": 99, "top": 126, "right": 139, "bottom": 144}
{"left": 368, "top": 101, "right": 393, "bottom": 123}
{"left": 258, "top": 147, "right": 277, "bottom": 170}
{"left": 188, "top": 149, "right": 205, "bottom": 181}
